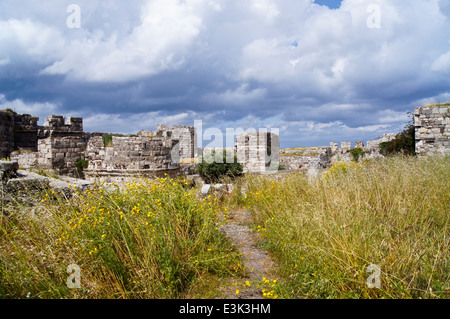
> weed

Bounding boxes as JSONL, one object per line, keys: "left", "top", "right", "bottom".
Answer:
{"left": 230, "top": 155, "right": 449, "bottom": 299}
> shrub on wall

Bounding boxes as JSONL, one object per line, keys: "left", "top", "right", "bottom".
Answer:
{"left": 102, "top": 134, "right": 114, "bottom": 147}
{"left": 349, "top": 147, "right": 366, "bottom": 162}
{"left": 76, "top": 156, "right": 89, "bottom": 177}
{"left": 380, "top": 124, "right": 416, "bottom": 157}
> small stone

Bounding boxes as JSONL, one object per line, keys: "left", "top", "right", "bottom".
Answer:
{"left": 201, "top": 184, "right": 211, "bottom": 196}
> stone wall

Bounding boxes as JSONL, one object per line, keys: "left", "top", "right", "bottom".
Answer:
{"left": 414, "top": 104, "right": 450, "bottom": 155}
{"left": 109, "top": 135, "right": 177, "bottom": 170}
{"left": 84, "top": 135, "right": 181, "bottom": 183}
{"left": 201, "top": 147, "right": 235, "bottom": 157}
{"left": 9, "top": 151, "right": 37, "bottom": 169}
{"left": 281, "top": 134, "right": 398, "bottom": 172}
{"left": 0, "top": 111, "right": 40, "bottom": 158}
{"left": 236, "top": 131, "right": 280, "bottom": 174}
{"left": 279, "top": 147, "right": 331, "bottom": 170}
{"left": 328, "top": 134, "right": 397, "bottom": 164}
{"left": 0, "top": 111, "right": 15, "bottom": 159}
{"left": 83, "top": 123, "right": 197, "bottom": 182}
{"left": 365, "top": 133, "right": 397, "bottom": 150}
{"left": 34, "top": 115, "right": 90, "bottom": 176}
{"left": 13, "top": 113, "right": 39, "bottom": 152}
{"left": 38, "top": 135, "right": 87, "bottom": 176}
{"left": 155, "top": 124, "right": 197, "bottom": 161}
{"left": 41, "top": 115, "right": 83, "bottom": 136}
{"left": 172, "top": 125, "right": 197, "bottom": 160}
{"left": 6, "top": 104, "right": 448, "bottom": 182}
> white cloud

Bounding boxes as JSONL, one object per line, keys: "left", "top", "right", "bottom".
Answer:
{"left": 0, "top": 94, "right": 59, "bottom": 122}
{"left": 0, "top": 58, "right": 10, "bottom": 66}
{"left": 0, "top": 19, "right": 65, "bottom": 63}
{"left": 250, "top": 0, "right": 280, "bottom": 21}
{"left": 237, "top": 0, "right": 449, "bottom": 102}
{"left": 41, "top": 0, "right": 210, "bottom": 82}
{"left": 1, "top": 0, "right": 450, "bottom": 146}
{"left": 83, "top": 110, "right": 193, "bottom": 134}
{"left": 431, "top": 51, "right": 450, "bottom": 73}
{"left": 203, "top": 84, "right": 267, "bottom": 106}
{"left": 377, "top": 109, "right": 410, "bottom": 124}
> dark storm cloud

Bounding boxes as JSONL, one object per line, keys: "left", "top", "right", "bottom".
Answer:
{"left": 1, "top": 0, "right": 450, "bottom": 147}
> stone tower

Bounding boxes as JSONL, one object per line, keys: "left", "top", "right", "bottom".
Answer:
{"left": 235, "top": 131, "right": 280, "bottom": 174}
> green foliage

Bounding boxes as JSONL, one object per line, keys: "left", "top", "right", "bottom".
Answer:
{"left": 380, "top": 124, "right": 416, "bottom": 157}
{"left": 425, "top": 101, "right": 450, "bottom": 107}
{"left": 101, "top": 133, "right": 134, "bottom": 147}
{"left": 0, "top": 178, "right": 241, "bottom": 298}
{"left": 75, "top": 157, "right": 89, "bottom": 178}
{"left": 76, "top": 157, "right": 88, "bottom": 171}
{"left": 4, "top": 108, "right": 17, "bottom": 115}
{"left": 349, "top": 147, "right": 365, "bottom": 162}
{"left": 196, "top": 150, "right": 243, "bottom": 184}
{"left": 102, "top": 134, "right": 114, "bottom": 147}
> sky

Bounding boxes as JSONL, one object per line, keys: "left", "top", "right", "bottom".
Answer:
{"left": 1, "top": 0, "right": 450, "bottom": 148}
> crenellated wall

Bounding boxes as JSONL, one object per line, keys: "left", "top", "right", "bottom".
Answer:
{"left": 86, "top": 135, "right": 177, "bottom": 171}
{"left": 2, "top": 103, "right": 448, "bottom": 180}
{"left": 82, "top": 125, "right": 197, "bottom": 182}
{"left": 84, "top": 135, "right": 182, "bottom": 183}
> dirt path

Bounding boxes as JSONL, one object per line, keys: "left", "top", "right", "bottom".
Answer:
{"left": 218, "top": 209, "right": 277, "bottom": 299}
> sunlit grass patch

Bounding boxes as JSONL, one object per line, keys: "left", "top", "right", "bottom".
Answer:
{"left": 237, "top": 155, "right": 450, "bottom": 299}
{"left": 0, "top": 176, "right": 241, "bottom": 299}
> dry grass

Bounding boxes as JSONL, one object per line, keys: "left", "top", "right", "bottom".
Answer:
{"left": 228, "top": 155, "right": 449, "bottom": 298}
{"left": 0, "top": 177, "right": 242, "bottom": 299}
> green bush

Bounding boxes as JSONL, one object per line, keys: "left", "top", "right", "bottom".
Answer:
{"left": 76, "top": 157, "right": 89, "bottom": 177}
{"left": 102, "top": 134, "right": 137, "bottom": 147}
{"left": 380, "top": 124, "right": 416, "bottom": 157}
{"left": 349, "top": 147, "right": 365, "bottom": 162}
{"left": 102, "top": 134, "right": 114, "bottom": 147}
{"left": 196, "top": 150, "right": 243, "bottom": 183}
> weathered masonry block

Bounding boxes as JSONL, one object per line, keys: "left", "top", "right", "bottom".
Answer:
{"left": 155, "top": 124, "right": 197, "bottom": 161}
{"left": 13, "top": 113, "right": 39, "bottom": 152}
{"left": 84, "top": 124, "right": 197, "bottom": 183}
{"left": 38, "top": 136, "right": 86, "bottom": 176}
{"left": 84, "top": 135, "right": 180, "bottom": 183}
{"left": 365, "top": 133, "right": 397, "bottom": 150}
{"left": 415, "top": 104, "right": 450, "bottom": 155}
{"left": 236, "top": 131, "right": 280, "bottom": 174}
{"left": 0, "top": 111, "right": 15, "bottom": 159}
{"left": 36, "top": 115, "right": 88, "bottom": 176}
{"left": 0, "top": 111, "right": 40, "bottom": 158}
{"left": 279, "top": 147, "right": 331, "bottom": 171}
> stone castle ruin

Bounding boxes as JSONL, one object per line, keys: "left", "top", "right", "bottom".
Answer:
{"left": 279, "top": 133, "right": 398, "bottom": 171}
{"left": 0, "top": 103, "right": 448, "bottom": 183}
{"left": 235, "top": 131, "right": 280, "bottom": 174}
{"left": 84, "top": 124, "right": 197, "bottom": 183}
{"left": 279, "top": 104, "right": 449, "bottom": 171}
{"left": 414, "top": 104, "right": 450, "bottom": 155}
{"left": 0, "top": 111, "right": 197, "bottom": 182}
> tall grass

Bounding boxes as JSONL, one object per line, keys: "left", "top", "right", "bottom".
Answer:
{"left": 240, "top": 156, "right": 449, "bottom": 299}
{"left": 0, "top": 177, "right": 241, "bottom": 299}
